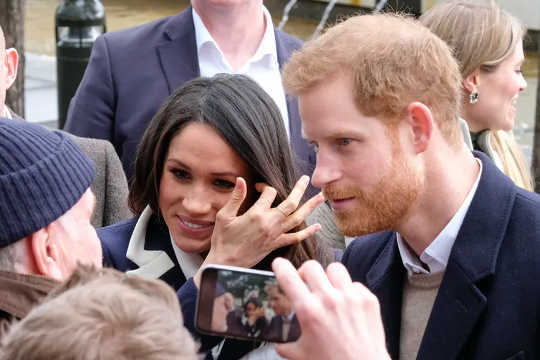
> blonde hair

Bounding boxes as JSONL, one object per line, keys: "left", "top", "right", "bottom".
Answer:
{"left": 491, "top": 131, "right": 533, "bottom": 190}
{"left": 0, "top": 265, "right": 199, "bottom": 360}
{"left": 420, "top": 0, "right": 524, "bottom": 78}
{"left": 282, "top": 13, "right": 463, "bottom": 147}
{"left": 421, "top": 0, "right": 533, "bottom": 191}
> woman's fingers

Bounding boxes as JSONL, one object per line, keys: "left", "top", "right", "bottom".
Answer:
{"left": 281, "top": 192, "right": 324, "bottom": 231}
{"left": 274, "top": 223, "right": 321, "bottom": 249}
{"left": 275, "top": 175, "right": 310, "bottom": 216}
{"left": 216, "top": 177, "right": 247, "bottom": 221}
{"left": 252, "top": 183, "right": 279, "bottom": 210}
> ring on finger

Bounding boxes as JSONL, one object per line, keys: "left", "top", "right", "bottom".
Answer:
{"left": 275, "top": 206, "right": 289, "bottom": 217}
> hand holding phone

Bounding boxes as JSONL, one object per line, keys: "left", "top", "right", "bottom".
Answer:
{"left": 271, "top": 258, "right": 391, "bottom": 360}
{"left": 196, "top": 264, "right": 301, "bottom": 343}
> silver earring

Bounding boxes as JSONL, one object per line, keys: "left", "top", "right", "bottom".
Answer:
{"left": 469, "top": 92, "right": 479, "bottom": 104}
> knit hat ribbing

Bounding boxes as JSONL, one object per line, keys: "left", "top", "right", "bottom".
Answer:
{"left": 0, "top": 118, "right": 95, "bottom": 247}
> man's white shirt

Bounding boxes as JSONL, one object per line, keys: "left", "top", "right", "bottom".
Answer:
{"left": 397, "top": 159, "right": 483, "bottom": 275}
{"left": 192, "top": 7, "right": 290, "bottom": 138}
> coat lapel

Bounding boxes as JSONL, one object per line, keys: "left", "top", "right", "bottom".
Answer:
{"left": 365, "top": 233, "right": 405, "bottom": 360}
{"left": 417, "top": 152, "right": 517, "bottom": 360}
{"left": 157, "top": 7, "right": 200, "bottom": 95}
{"left": 126, "top": 207, "right": 175, "bottom": 279}
{"left": 126, "top": 206, "right": 187, "bottom": 289}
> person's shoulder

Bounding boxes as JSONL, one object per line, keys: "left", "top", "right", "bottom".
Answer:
{"left": 274, "top": 28, "right": 302, "bottom": 50}
{"left": 508, "top": 187, "right": 540, "bottom": 231}
{"left": 98, "top": 217, "right": 138, "bottom": 245}
{"left": 341, "top": 231, "right": 395, "bottom": 278}
{"left": 345, "top": 232, "right": 394, "bottom": 257}
{"left": 66, "top": 133, "right": 113, "bottom": 154}
{"left": 98, "top": 217, "right": 139, "bottom": 270}
{"left": 101, "top": 8, "right": 191, "bottom": 46}
{"left": 514, "top": 187, "right": 540, "bottom": 207}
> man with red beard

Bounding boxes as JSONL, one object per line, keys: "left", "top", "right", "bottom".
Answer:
{"left": 269, "top": 12, "right": 540, "bottom": 360}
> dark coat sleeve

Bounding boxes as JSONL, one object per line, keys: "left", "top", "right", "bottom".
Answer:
{"left": 65, "top": 35, "right": 116, "bottom": 141}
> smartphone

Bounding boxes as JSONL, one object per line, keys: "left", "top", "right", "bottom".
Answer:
{"left": 196, "top": 264, "right": 301, "bottom": 343}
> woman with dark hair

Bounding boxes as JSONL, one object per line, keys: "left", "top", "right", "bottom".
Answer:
{"left": 98, "top": 74, "right": 333, "bottom": 359}
{"left": 226, "top": 296, "right": 268, "bottom": 339}
{"left": 242, "top": 296, "right": 268, "bottom": 338}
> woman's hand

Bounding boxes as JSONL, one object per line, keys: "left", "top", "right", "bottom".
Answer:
{"left": 195, "top": 175, "right": 323, "bottom": 286}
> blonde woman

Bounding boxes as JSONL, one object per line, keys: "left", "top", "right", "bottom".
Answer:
{"left": 421, "top": 0, "right": 533, "bottom": 190}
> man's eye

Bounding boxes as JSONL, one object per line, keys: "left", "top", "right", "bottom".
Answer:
{"left": 214, "top": 179, "right": 235, "bottom": 189}
{"left": 339, "top": 139, "right": 351, "bottom": 146}
{"left": 310, "top": 142, "right": 319, "bottom": 153}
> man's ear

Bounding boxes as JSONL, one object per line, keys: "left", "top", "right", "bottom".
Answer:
{"left": 405, "top": 102, "right": 433, "bottom": 154}
{"left": 29, "top": 225, "right": 63, "bottom": 280}
{"left": 463, "top": 69, "right": 480, "bottom": 94}
{"left": 4, "top": 48, "right": 18, "bottom": 90}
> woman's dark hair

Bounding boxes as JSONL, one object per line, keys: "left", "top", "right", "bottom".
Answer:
{"left": 130, "top": 74, "right": 331, "bottom": 268}
{"left": 244, "top": 296, "right": 263, "bottom": 310}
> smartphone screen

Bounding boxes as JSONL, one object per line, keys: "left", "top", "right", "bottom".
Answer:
{"left": 196, "top": 264, "right": 301, "bottom": 343}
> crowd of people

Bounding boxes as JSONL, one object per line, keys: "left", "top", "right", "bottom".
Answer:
{"left": 1, "top": 0, "right": 539, "bottom": 359}
{"left": 211, "top": 283, "right": 300, "bottom": 343}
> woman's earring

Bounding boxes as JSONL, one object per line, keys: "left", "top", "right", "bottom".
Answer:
{"left": 469, "top": 92, "right": 479, "bottom": 104}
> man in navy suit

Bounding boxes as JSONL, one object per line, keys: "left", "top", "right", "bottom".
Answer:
{"left": 64, "top": 0, "right": 314, "bottom": 181}
{"left": 264, "top": 284, "right": 300, "bottom": 342}
{"left": 268, "top": 13, "right": 540, "bottom": 360}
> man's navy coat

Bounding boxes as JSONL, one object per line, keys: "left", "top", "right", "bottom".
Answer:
{"left": 342, "top": 152, "right": 540, "bottom": 360}
{"left": 64, "top": 7, "right": 314, "bottom": 180}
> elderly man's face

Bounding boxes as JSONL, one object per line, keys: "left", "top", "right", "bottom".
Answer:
{"left": 50, "top": 189, "right": 102, "bottom": 280}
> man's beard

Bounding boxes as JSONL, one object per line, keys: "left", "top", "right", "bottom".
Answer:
{"left": 323, "top": 154, "right": 422, "bottom": 237}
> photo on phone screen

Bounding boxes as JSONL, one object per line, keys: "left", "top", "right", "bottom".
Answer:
{"left": 196, "top": 265, "right": 301, "bottom": 343}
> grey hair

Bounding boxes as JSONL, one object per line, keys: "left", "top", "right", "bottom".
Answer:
{"left": 1, "top": 265, "right": 199, "bottom": 360}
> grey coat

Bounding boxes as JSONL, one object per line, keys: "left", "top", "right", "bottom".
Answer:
{"left": 69, "top": 135, "right": 132, "bottom": 228}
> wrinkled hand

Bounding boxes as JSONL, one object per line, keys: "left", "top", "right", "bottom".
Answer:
{"left": 272, "top": 258, "right": 391, "bottom": 360}
{"left": 197, "top": 175, "right": 323, "bottom": 284}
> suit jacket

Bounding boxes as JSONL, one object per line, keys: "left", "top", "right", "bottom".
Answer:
{"left": 264, "top": 314, "right": 300, "bottom": 342}
{"left": 10, "top": 112, "right": 131, "bottom": 228}
{"left": 64, "top": 7, "right": 315, "bottom": 181}
{"left": 342, "top": 152, "right": 540, "bottom": 360}
{"left": 99, "top": 208, "right": 255, "bottom": 359}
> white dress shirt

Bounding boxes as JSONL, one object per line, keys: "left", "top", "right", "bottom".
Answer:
{"left": 170, "top": 235, "right": 204, "bottom": 279}
{"left": 397, "top": 159, "right": 483, "bottom": 275}
{"left": 192, "top": 7, "right": 290, "bottom": 138}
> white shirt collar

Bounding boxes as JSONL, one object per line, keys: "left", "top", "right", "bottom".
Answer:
{"left": 192, "top": 6, "right": 277, "bottom": 72}
{"left": 170, "top": 234, "right": 204, "bottom": 279}
{"left": 397, "top": 158, "right": 483, "bottom": 275}
{"left": 3, "top": 105, "right": 12, "bottom": 119}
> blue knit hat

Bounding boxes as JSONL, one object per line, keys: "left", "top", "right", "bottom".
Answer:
{"left": 0, "top": 118, "right": 95, "bottom": 247}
